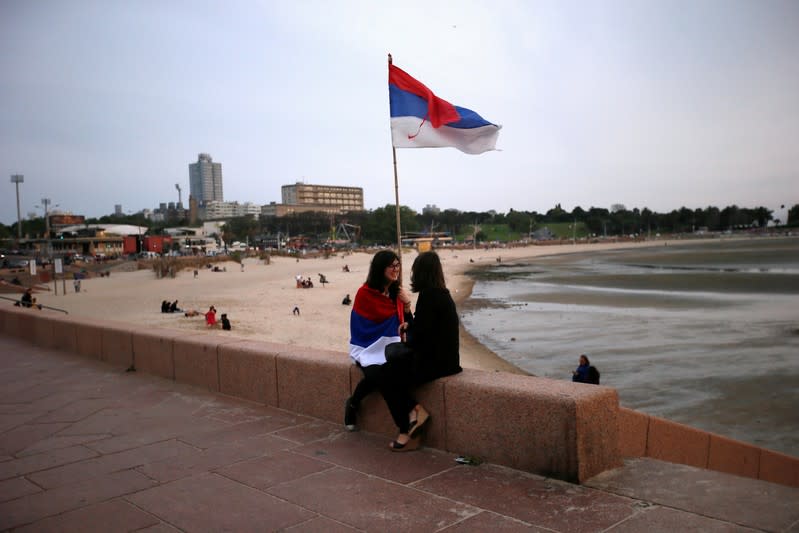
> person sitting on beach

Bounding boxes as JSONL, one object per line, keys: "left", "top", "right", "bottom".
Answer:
{"left": 161, "top": 300, "right": 170, "bottom": 313}
{"left": 221, "top": 313, "right": 231, "bottom": 330}
{"left": 205, "top": 306, "right": 217, "bottom": 327}
{"left": 342, "top": 294, "right": 352, "bottom": 306}
{"left": 183, "top": 309, "right": 200, "bottom": 317}
{"left": 19, "top": 288, "right": 34, "bottom": 308}
{"left": 170, "top": 300, "right": 181, "bottom": 313}
{"left": 572, "top": 354, "right": 599, "bottom": 384}
{"left": 342, "top": 264, "right": 350, "bottom": 272}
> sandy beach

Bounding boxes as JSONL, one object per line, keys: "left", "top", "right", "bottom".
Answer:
{"left": 23, "top": 241, "right": 671, "bottom": 374}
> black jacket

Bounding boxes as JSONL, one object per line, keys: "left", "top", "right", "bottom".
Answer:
{"left": 406, "top": 287, "right": 462, "bottom": 383}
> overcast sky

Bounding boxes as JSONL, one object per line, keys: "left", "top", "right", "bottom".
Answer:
{"left": 1, "top": 0, "right": 797, "bottom": 226}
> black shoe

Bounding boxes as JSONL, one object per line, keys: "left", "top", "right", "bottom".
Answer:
{"left": 344, "top": 397, "right": 358, "bottom": 431}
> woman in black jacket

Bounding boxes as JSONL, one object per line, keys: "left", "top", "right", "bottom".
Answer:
{"left": 382, "top": 251, "right": 462, "bottom": 451}
{"left": 402, "top": 251, "right": 463, "bottom": 384}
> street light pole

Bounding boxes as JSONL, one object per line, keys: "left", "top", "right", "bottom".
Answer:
{"left": 10, "top": 174, "right": 23, "bottom": 241}
{"left": 40, "top": 198, "right": 52, "bottom": 239}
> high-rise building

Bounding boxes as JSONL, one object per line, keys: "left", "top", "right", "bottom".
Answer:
{"left": 188, "top": 153, "right": 223, "bottom": 205}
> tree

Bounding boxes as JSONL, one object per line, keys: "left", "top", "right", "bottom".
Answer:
{"left": 506, "top": 209, "right": 534, "bottom": 233}
{"left": 788, "top": 204, "right": 799, "bottom": 226}
{"left": 546, "top": 203, "right": 571, "bottom": 223}
{"left": 224, "top": 215, "right": 260, "bottom": 243}
{"left": 751, "top": 207, "right": 773, "bottom": 228}
{"left": 360, "top": 204, "right": 419, "bottom": 245}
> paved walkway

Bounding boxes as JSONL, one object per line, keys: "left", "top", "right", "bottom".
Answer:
{"left": 0, "top": 336, "right": 797, "bottom": 532}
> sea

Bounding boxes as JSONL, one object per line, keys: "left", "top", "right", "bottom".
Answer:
{"left": 460, "top": 236, "right": 799, "bottom": 456}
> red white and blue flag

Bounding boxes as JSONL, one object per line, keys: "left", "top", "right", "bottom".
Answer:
{"left": 389, "top": 63, "right": 501, "bottom": 155}
{"left": 349, "top": 284, "right": 404, "bottom": 366}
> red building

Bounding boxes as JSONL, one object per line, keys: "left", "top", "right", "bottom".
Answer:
{"left": 123, "top": 235, "right": 173, "bottom": 255}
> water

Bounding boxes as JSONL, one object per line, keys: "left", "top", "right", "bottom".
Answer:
{"left": 461, "top": 237, "right": 799, "bottom": 456}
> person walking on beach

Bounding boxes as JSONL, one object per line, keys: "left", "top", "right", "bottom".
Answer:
{"left": 346, "top": 250, "right": 416, "bottom": 449}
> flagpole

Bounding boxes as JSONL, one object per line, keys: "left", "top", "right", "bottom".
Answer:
{"left": 389, "top": 53, "right": 403, "bottom": 262}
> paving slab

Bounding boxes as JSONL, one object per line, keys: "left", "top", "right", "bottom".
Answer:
{"left": 586, "top": 458, "right": 799, "bottom": 532}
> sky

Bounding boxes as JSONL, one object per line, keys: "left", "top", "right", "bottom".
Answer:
{"left": 1, "top": 0, "right": 797, "bottom": 226}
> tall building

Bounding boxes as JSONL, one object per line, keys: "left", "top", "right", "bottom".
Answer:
{"left": 188, "top": 153, "right": 223, "bottom": 205}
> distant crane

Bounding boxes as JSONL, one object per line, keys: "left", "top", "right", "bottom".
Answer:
{"left": 175, "top": 184, "right": 182, "bottom": 206}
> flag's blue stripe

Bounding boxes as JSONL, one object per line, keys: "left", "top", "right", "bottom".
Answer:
{"left": 389, "top": 84, "right": 494, "bottom": 129}
{"left": 349, "top": 310, "right": 401, "bottom": 348}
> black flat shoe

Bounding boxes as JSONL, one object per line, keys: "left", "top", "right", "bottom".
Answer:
{"left": 344, "top": 398, "right": 358, "bottom": 432}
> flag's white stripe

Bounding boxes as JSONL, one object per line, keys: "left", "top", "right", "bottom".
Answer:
{"left": 391, "top": 117, "right": 501, "bottom": 155}
{"left": 349, "top": 334, "right": 401, "bottom": 367}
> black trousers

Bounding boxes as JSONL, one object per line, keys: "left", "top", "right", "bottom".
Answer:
{"left": 358, "top": 360, "right": 417, "bottom": 434}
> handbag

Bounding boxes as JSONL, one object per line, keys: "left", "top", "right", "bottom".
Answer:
{"left": 384, "top": 342, "right": 415, "bottom": 364}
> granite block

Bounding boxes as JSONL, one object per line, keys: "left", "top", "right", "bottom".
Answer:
{"left": 218, "top": 340, "right": 282, "bottom": 405}
{"left": 618, "top": 407, "right": 649, "bottom": 457}
{"left": 444, "top": 369, "right": 620, "bottom": 483}
{"left": 172, "top": 335, "right": 239, "bottom": 391}
{"left": 131, "top": 328, "right": 192, "bottom": 379}
{"left": 758, "top": 448, "right": 799, "bottom": 488}
{"left": 50, "top": 315, "right": 80, "bottom": 354}
{"left": 707, "top": 434, "right": 760, "bottom": 479}
{"left": 99, "top": 322, "right": 135, "bottom": 369}
{"left": 646, "top": 416, "right": 709, "bottom": 468}
{"left": 73, "top": 321, "right": 105, "bottom": 360}
{"left": 276, "top": 347, "right": 350, "bottom": 422}
{"left": 5, "top": 307, "right": 36, "bottom": 342}
{"left": 172, "top": 336, "right": 220, "bottom": 391}
{"left": 31, "top": 313, "right": 55, "bottom": 348}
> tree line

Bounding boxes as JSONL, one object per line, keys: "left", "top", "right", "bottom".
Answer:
{"left": 1, "top": 203, "right": 796, "bottom": 247}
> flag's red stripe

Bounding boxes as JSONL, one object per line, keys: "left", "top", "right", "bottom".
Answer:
{"left": 389, "top": 64, "right": 460, "bottom": 128}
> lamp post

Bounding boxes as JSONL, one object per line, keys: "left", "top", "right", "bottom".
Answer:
{"left": 10, "top": 174, "right": 23, "bottom": 240}
{"left": 39, "top": 198, "right": 52, "bottom": 238}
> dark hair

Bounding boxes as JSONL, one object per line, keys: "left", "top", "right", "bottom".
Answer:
{"left": 366, "top": 250, "right": 400, "bottom": 299}
{"left": 410, "top": 251, "right": 446, "bottom": 293}
{"left": 580, "top": 354, "right": 590, "bottom": 365}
